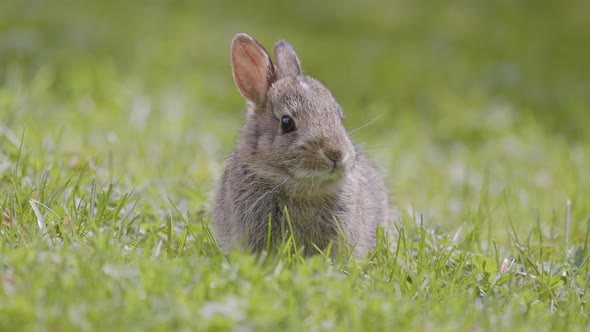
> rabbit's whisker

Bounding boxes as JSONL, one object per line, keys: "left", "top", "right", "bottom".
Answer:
{"left": 347, "top": 112, "right": 384, "bottom": 136}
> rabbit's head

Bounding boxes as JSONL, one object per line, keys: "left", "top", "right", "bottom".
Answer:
{"left": 231, "top": 33, "right": 356, "bottom": 197}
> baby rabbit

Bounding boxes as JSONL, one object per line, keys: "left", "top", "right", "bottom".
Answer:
{"left": 214, "top": 33, "right": 390, "bottom": 258}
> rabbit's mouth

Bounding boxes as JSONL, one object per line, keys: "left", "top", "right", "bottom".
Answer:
{"left": 285, "top": 166, "right": 346, "bottom": 196}
{"left": 316, "top": 169, "right": 344, "bottom": 183}
{"left": 289, "top": 163, "right": 345, "bottom": 179}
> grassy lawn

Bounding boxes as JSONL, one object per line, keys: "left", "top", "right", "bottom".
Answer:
{"left": 1, "top": 0, "right": 590, "bottom": 330}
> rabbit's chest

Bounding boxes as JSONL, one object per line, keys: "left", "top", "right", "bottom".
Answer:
{"left": 281, "top": 204, "right": 337, "bottom": 224}
{"left": 273, "top": 198, "right": 346, "bottom": 241}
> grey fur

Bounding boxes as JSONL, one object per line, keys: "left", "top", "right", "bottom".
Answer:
{"left": 214, "top": 33, "right": 391, "bottom": 258}
{"left": 274, "top": 40, "right": 302, "bottom": 78}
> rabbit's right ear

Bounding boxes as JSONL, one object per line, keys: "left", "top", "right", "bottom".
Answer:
{"left": 231, "top": 33, "right": 275, "bottom": 106}
{"left": 274, "top": 40, "right": 302, "bottom": 78}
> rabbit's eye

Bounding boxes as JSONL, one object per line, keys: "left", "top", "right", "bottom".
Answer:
{"left": 281, "top": 116, "right": 296, "bottom": 133}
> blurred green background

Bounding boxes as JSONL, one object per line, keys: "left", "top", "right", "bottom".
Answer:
{"left": 1, "top": 0, "right": 589, "bottom": 239}
{"left": 1, "top": 1, "right": 590, "bottom": 330}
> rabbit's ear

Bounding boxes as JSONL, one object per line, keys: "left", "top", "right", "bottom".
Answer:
{"left": 274, "top": 40, "right": 302, "bottom": 78}
{"left": 231, "top": 33, "right": 275, "bottom": 105}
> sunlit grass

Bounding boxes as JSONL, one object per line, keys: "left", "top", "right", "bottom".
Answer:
{"left": 1, "top": 1, "right": 590, "bottom": 330}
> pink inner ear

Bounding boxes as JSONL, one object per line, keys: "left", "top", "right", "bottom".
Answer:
{"left": 232, "top": 39, "right": 273, "bottom": 105}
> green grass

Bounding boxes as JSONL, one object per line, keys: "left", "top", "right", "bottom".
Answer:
{"left": 1, "top": 0, "right": 590, "bottom": 330}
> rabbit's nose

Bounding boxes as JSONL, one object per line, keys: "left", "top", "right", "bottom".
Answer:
{"left": 323, "top": 148, "right": 343, "bottom": 166}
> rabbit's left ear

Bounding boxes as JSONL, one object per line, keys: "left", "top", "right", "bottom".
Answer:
{"left": 274, "top": 40, "right": 302, "bottom": 78}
